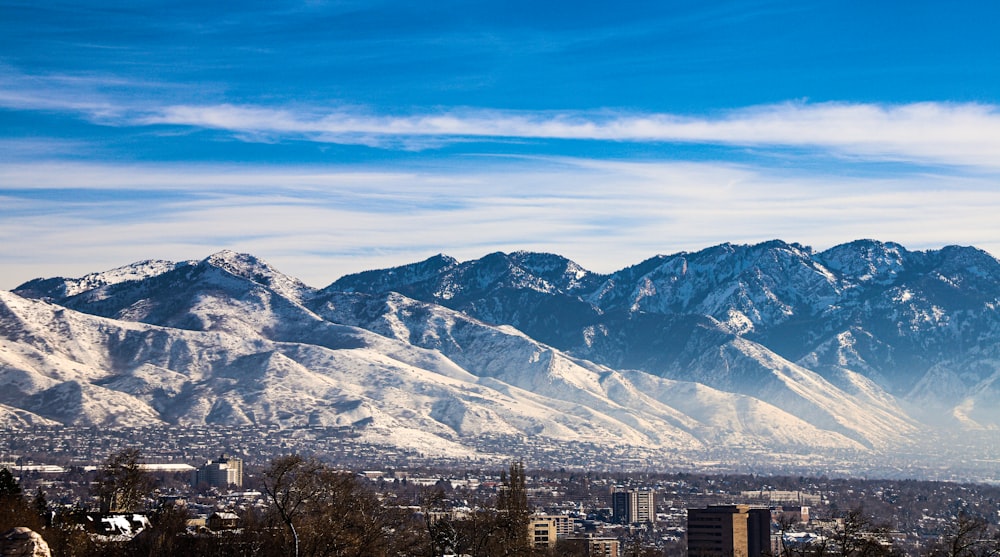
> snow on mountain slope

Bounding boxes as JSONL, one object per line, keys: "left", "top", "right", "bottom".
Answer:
{"left": 730, "top": 337, "right": 916, "bottom": 446}
{"left": 330, "top": 251, "right": 598, "bottom": 302}
{"left": 14, "top": 254, "right": 383, "bottom": 363}
{"left": 655, "top": 328, "right": 917, "bottom": 448}
{"left": 0, "top": 404, "right": 60, "bottom": 427}
{"left": 816, "top": 240, "right": 908, "bottom": 285}
{"left": 315, "top": 293, "right": 704, "bottom": 447}
{"left": 282, "top": 341, "right": 659, "bottom": 444}
{"left": 589, "top": 241, "right": 841, "bottom": 329}
{"left": 340, "top": 241, "right": 1000, "bottom": 431}
{"left": 313, "top": 290, "right": 884, "bottom": 450}
{"left": 2, "top": 284, "right": 861, "bottom": 454}
{"left": 327, "top": 253, "right": 460, "bottom": 296}
{"left": 14, "top": 259, "right": 196, "bottom": 301}
{"left": 617, "top": 370, "right": 861, "bottom": 449}
{"left": 0, "top": 290, "right": 714, "bottom": 453}
{"left": 205, "top": 250, "right": 313, "bottom": 304}
{"left": 0, "top": 290, "right": 519, "bottom": 447}
{"left": 7, "top": 241, "right": 1000, "bottom": 465}
{"left": 944, "top": 362, "right": 1000, "bottom": 429}
{"left": 796, "top": 329, "right": 889, "bottom": 386}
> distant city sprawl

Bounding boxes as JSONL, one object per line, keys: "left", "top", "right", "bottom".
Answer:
{"left": 2, "top": 427, "right": 1000, "bottom": 556}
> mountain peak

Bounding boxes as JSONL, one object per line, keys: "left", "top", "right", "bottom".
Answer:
{"left": 816, "top": 239, "right": 909, "bottom": 284}
{"left": 203, "top": 250, "right": 310, "bottom": 302}
{"left": 205, "top": 249, "right": 262, "bottom": 270}
{"left": 327, "top": 253, "right": 460, "bottom": 294}
{"left": 425, "top": 253, "right": 460, "bottom": 267}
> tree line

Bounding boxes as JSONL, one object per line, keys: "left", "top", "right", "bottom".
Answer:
{"left": 1, "top": 453, "right": 554, "bottom": 557}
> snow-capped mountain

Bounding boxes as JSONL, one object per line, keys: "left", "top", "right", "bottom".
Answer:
{"left": 327, "top": 241, "right": 1000, "bottom": 426}
{"left": 4, "top": 240, "right": 1000, "bottom": 471}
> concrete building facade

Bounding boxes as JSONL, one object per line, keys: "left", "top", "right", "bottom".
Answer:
{"left": 529, "top": 516, "right": 558, "bottom": 548}
{"left": 687, "top": 505, "right": 771, "bottom": 557}
{"left": 191, "top": 454, "right": 243, "bottom": 489}
{"left": 612, "top": 487, "right": 655, "bottom": 524}
{"left": 563, "top": 536, "right": 620, "bottom": 557}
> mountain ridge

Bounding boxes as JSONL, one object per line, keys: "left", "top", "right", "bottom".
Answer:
{"left": 5, "top": 240, "right": 1000, "bottom": 473}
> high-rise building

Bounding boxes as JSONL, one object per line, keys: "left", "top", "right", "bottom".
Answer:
{"left": 687, "top": 505, "right": 772, "bottom": 557}
{"left": 612, "top": 487, "right": 655, "bottom": 524}
{"left": 529, "top": 516, "right": 558, "bottom": 548}
{"left": 191, "top": 454, "right": 243, "bottom": 489}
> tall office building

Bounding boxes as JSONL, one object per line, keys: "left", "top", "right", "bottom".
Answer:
{"left": 687, "top": 505, "right": 771, "bottom": 557}
{"left": 192, "top": 454, "right": 243, "bottom": 489}
{"left": 611, "top": 487, "right": 655, "bottom": 524}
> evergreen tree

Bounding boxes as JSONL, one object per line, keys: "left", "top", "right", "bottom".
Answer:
{"left": 495, "top": 461, "right": 531, "bottom": 556}
{"left": 0, "top": 467, "right": 21, "bottom": 499}
{"left": 32, "top": 487, "right": 49, "bottom": 527}
{"left": 0, "top": 466, "right": 42, "bottom": 534}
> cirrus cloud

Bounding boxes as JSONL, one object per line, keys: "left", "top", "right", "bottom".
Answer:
{"left": 133, "top": 102, "right": 1000, "bottom": 169}
{"left": 2, "top": 70, "right": 1000, "bottom": 169}
{"left": 2, "top": 157, "right": 998, "bottom": 290}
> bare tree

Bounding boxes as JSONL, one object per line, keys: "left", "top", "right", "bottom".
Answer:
{"left": 778, "top": 514, "right": 825, "bottom": 557}
{"left": 261, "top": 454, "right": 423, "bottom": 557}
{"left": 453, "top": 505, "right": 503, "bottom": 557}
{"left": 92, "top": 448, "right": 152, "bottom": 513}
{"left": 928, "top": 514, "right": 1000, "bottom": 557}
{"left": 825, "top": 508, "right": 897, "bottom": 557}
{"left": 261, "top": 455, "right": 327, "bottom": 557}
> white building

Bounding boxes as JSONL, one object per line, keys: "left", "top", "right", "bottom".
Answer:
{"left": 192, "top": 454, "right": 243, "bottom": 489}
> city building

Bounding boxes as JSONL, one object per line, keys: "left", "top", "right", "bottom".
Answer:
{"left": 740, "top": 490, "right": 822, "bottom": 506}
{"left": 612, "top": 487, "right": 655, "bottom": 524}
{"left": 687, "top": 505, "right": 771, "bottom": 557}
{"left": 772, "top": 505, "right": 809, "bottom": 524}
{"left": 191, "top": 454, "right": 243, "bottom": 489}
{"left": 532, "top": 513, "right": 576, "bottom": 536}
{"left": 529, "top": 516, "right": 558, "bottom": 548}
{"left": 207, "top": 511, "right": 241, "bottom": 531}
{"left": 563, "top": 535, "right": 620, "bottom": 557}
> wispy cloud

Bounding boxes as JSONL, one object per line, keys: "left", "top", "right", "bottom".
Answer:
{"left": 142, "top": 102, "right": 1000, "bottom": 169}
{"left": 2, "top": 158, "right": 998, "bottom": 289}
{"left": 3, "top": 70, "right": 1000, "bottom": 168}
{"left": 123, "top": 101, "right": 1000, "bottom": 166}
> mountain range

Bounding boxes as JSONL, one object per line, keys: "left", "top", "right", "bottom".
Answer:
{"left": 3, "top": 240, "right": 1000, "bottom": 475}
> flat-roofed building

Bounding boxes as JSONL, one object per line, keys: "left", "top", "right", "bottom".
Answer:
{"left": 192, "top": 454, "right": 243, "bottom": 489}
{"left": 531, "top": 513, "right": 575, "bottom": 537}
{"left": 688, "top": 505, "right": 771, "bottom": 557}
{"left": 612, "top": 487, "right": 655, "bottom": 524}
{"left": 562, "top": 536, "right": 620, "bottom": 557}
{"left": 529, "top": 516, "right": 558, "bottom": 548}
{"left": 772, "top": 505, "right": 809, "bottom": 524}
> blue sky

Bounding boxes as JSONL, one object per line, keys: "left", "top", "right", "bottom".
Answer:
{"left": 2, "top": 1, "right": 999, "bottom": 288}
